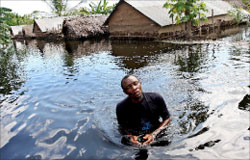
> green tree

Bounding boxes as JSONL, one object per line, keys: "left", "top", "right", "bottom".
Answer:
{"left": 42, "top": 0, "right": 68, "bottom": 16}
{"left": 0, "top": 7, "right": 12, "bottom": 48}
{"left": 42, "top": 0, "right": 115, "bottom": 16}
{"left": 1, "top": 6, "right": 34, "bottom": 27}
{"left": 0, "top": 23, "right": 11, "bottom": 48}
{"left": 163, "top": 0, "right": 208, "bottom": 37}
{"left": 0, "top": 7, "right": 35, "bottom": 48}
{"left": 4, "top": 13, "right": 34, "bottom": 26}
{"left": 242, "top": 0, "right": 250, "bottom": 12}
{"left": 228, "top": 7, "right": 244, "bottom": 24}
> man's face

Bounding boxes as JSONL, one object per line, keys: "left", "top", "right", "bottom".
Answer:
{"left": 122, "top": 76, "right": 143, "bottom": 101}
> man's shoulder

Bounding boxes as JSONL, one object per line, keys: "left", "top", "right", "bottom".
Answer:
{"left": 117, "top": 96, "right": 130, "bottom": 110}
{"left": 144, "top": 92, "right": 162, "bottom": 99}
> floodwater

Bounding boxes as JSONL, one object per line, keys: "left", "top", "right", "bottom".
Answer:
{"left": 0, "top": 26, "right": 249, "bottom": 160}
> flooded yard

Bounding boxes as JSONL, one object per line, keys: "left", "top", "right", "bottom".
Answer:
{"left": 0, "top": 27, "right": 249, "bottom": 159}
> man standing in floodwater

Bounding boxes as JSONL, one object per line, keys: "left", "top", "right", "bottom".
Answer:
{"left": 116, "top": 75, "right": 171, "bottom": 146}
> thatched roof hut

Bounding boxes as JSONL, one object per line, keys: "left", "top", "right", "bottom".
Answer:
{"left": 63, "top": 15, "right": 109, "bottom": 39}
{"left": 22, "top": 25, "right": 35, "bottom": 38}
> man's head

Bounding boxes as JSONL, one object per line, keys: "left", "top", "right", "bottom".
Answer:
{"left": 121, "top": 75, "right": 143, "bottom": 102}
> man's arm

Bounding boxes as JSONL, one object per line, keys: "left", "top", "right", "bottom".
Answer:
{"left": 142, "top": 93, "right": 171, "bottom": 145}
{"left": 142, "top": 117, "right": 171, "bottom": 145}
{"left": 152, "top": 117, "right": 171, "bottom": 138}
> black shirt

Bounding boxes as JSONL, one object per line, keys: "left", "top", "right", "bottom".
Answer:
{"left": 116, "top": 92, "right": 170, "bottom": 135}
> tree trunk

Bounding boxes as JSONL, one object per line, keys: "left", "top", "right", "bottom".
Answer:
{"left": 184, "top": 3, "right": 192, "bottom": 38}
{"left": 186, "top": 20, "right": 192, "bottom": 38}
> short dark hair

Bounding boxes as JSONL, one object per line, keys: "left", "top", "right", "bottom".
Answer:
{"left": 121, "top": 74, "right": 138, "bottom": 89}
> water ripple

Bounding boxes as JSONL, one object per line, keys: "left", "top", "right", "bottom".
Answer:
{"left": 0, "top": 27, "right": 249, "bottom": 159}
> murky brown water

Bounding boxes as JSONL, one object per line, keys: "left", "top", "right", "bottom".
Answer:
{"left": 0, "top": 26, "right": 249, "bottom": 159}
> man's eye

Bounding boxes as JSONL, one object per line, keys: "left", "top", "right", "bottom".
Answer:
{"left": 125, "top": 85, "right": 131, "bottom": 90}
{"left": 125, "top": 81, "right": 139, "bottom": 90}
{"left": 133, "top": 81, "right": 139, "bottom": 85}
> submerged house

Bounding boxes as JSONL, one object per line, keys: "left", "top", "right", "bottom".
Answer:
{"left": 33, "top": 17, "right": 66, "bottom": 38}
{"left": 22, "top": 25, "right": 35, "bottom": 38}
{"left": 104, "top": 0, "right": 235, "bottom": 39}
{"left": 63, "top": 15, "right": 109, "bottom": 40}
{"left": 10, "top": 25, "right": 27, "bottom": 38}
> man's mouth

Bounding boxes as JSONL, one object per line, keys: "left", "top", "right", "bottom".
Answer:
{"left": 134, "top": 91, "right": 141, "bottom": 97}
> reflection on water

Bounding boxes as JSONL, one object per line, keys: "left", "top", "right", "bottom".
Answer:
{"left": 65, "top": 39, "right": 111, "bottom": 57}
{"left": 0, "top": 26, "right": 249, "bottom": 159}
{"left": 0, "top": 46, "right": 26, "bottom": 96}
{"left": 111, "top": 40, "right": 182, "bottom": 70}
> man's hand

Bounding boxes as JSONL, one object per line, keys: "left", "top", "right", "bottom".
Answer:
{"left": 142, "top": 118, "right": 171, "bottom": 145}
{"left": 129, "top": 135, "right": 142, "bottom": 145}
{"left": 142, "top": 134, "right": 154, "bottom": 145}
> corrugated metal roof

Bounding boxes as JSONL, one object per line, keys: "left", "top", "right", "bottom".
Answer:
{"left": 125, "top": 0, "right": 171, "bottom": 26}
{"left": 203, "top": 0, "right": 234, "bottom": 17}
{"left": 23, "top": 25, "right": 35, "bottom": 36}
{"left": 108, "top": 0, "right": 234, "bottom": 27}
{"left": 34, "top": 17, "right": 65, "bottom": 33}
{"left": 10, "top": 25, "right": 27, "bottom": 36}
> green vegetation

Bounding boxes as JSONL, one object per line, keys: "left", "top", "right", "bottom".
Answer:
{"left": 228, "top": 7, "right": 245, "bottom": 24}
{"left": 242, "top": 0, "right": 250, "bottom": 12}
{"left": 42, "top": 0, "right": 115, "bottom": 16}
{"left": 81, "top": 0, "right": 116, "bottom": 15}
{"left": 63, "top": 0, "right": 116, "bottom": 16}
{"left": 0, "top": 7, "right": 35, "bottom": 48}
{"left": 0, "top": 44, "right": 27, "bottom": 95}
{"left": 0, "top": 7, "right": 13, "bottom": 48}
{"left": 163, "top": 0, "right": 208, "bottom": 37}
{"left": 42, "top": 0, "right": 89, "bottom": 16}
{"left": 5, "top": 13, "right": 34, "bottom": 26}
{"left": 1, "top": 7, "right": 34, "bottom": 26}
{"left": 0, "top": 22, "right": 11, "bottom": 48}
{"left": 42, "top": 0, "right": 69, "bottom": 16}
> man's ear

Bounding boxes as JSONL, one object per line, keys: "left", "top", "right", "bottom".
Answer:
{"left": 123, "top": 89, "right": 128, "bottom": 95}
